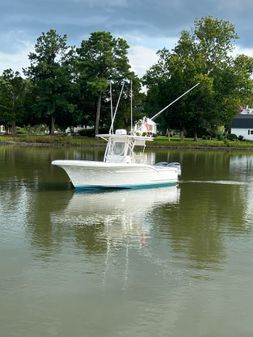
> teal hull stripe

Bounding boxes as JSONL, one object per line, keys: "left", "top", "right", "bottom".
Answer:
{"left": 75, "top": 182, "right": 177, "bottom": 191}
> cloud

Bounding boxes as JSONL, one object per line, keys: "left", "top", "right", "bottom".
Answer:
{"left": 127, "top": 34, "right": 178, "bottom": 76}
{"left": 0, "top": 51, "right": 28, "bottom": 74}
{"left": 2, "top": 0, "right": 253, "bottom": 76}
{"left": 0, "top": 44, "right": 32, "bottom": 74}
{"left": 233, "top": 45, "right": 253, "bottom": 58}
{"left": 2, "top": 0, "right": 253, "bottom": 47}
{"left": 128, "top": 46, "right": 158, "bottom": 77}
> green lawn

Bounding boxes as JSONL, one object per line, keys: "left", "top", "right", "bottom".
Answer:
{"left": 152, "top": 136, "right": 253, "bottom": 149}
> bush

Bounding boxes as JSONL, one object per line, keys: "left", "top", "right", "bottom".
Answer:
{"left": 216, "top": 134, "right": 224, "bottom": 141}
{"left": 78, "top": 127, "right": 110, "bottom": 137}
{"left": 16, "top": 127, "right": 27, "bottom": 135}
{"left": 238, "top": 135, "right": 244, "bottom": 141}
{"left": 227, "top": 133, "right": 238, "bottom": 141}
{"left": 223, "top": 139, "right": 230, "bottom": 146}
{"left": 202, "top": 135, "right": 211, "bottom": 140}
{"left": 78, "top": 128, "right": 95, "bottom": 137}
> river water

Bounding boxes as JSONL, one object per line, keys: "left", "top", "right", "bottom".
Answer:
{"left": 1, "top": 145, "right": 253, "bottom": 337}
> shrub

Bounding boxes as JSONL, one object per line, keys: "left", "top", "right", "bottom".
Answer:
{"left": 78, "top": 128, "right": 95, "bottom": 137}
{"left": 216, "top": 134, "right": 224, "bottom": 141}
{"left": 227, "top": 133, "right": 238, "bottom": 141}
{"left": 16, "top": 127, "right": 27, "bottom": 135}
{"left": 223, "top": 139, "right": 230, "bottom": 146}
{"left": 238, "top": 135, "right": 244, "bottom": 141}
{"left": 78, "top": 127, "right": 110, "bottom": 137}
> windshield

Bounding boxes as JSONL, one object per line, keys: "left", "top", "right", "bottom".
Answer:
{"left": 112, "top": 142, "right": 126, "bottom": 156}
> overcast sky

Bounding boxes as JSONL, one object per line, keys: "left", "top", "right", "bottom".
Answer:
{"left": 1, "top": 0, "right": 253, "bottom": 76}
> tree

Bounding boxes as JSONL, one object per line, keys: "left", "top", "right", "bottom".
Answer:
{"left": 0, "top": 69, "right": 26, "bottom": 134}
{"left": 75, "top": 31, "right": 132, "bottom": 135}
{"left": 144, "top": 16, "right": 253, "bottom": 138}
{"left": 25, "top": 29, "right": 75, "bottom": 134}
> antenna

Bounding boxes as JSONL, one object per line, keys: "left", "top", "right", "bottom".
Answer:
{"left": 110, "top": 81, "right": 113, "bottom": 133}
{"left": 150, "top": 82, "right": 200, "bottom": 121}
{"left": 130, "top": 80, "right": 133, "bottom": 134}
{"left": 109, "top": 82, "right": 125, "bottom": 134}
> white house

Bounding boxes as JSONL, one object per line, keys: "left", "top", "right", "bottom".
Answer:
{"left": 134, "top": 117, "right": 157, "bottom": 135}
{"left": 231, "top": 108, "right": 253, "bottom": 140}
{"left": 0, "top": 125, "right": 5, "bottom": 134}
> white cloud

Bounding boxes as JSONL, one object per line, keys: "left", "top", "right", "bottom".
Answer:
{"left": 127, "top": 35, "right": 179, "bottom": 77}
{"left": 0, "top": 45, "right": 32, "bottom": 75}
{"left": 233, "top": 44, "right": 253, "bottom": 57}
{"left": 128, "top": 45, "right": 159, "bottom": 77}
{"left": 0, "top": 51, "right": 28, "bottom": 74}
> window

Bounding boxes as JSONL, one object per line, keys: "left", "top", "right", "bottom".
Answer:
{"left": 112, "top": 142, "right": 125, "bottom": 155}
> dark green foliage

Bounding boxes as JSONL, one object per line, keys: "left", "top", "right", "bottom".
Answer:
{"left": 75, "top": 32, "right": 136, "bottom": 134}
{"left": 25, "top": 29, "right": 75, "bottom": 134}
{"left": 143, "top": 16, "right": 253, "bottom": 138}
{"left": 227, "top": 133, "right": 238, "bottom": 141}
{"left": 0, "top": 69, "right": 26, "bottom": 134}
{"left": 78, "top": 128, "right": 95, "bottom": 137}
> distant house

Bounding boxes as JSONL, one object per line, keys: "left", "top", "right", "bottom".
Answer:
{"left": 0, "top": 125, "right": 5, "bottom": 134}
{"left": 231, "top": 107, "right": 253, "bottom": 140}
{"left": 134, "top": 117, "right": 157, "bottom": 135}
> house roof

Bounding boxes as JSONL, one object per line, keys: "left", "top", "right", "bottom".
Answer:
{"left": 231, "top": 114, "right": 253, "bottom": 128}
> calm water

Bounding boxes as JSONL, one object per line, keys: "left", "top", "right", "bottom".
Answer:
{"left": 1, "top": 145, "right": 253, "bottom": 337}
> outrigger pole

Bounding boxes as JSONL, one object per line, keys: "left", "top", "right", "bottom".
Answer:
{"left": 150, "top": 82, "right": 200, "bottom": 121}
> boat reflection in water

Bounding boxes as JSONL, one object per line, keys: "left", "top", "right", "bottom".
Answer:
{"left": 51, "top": 185, "right": 180, "bottom": 288}
{"left": 51, "top": 185, "right": 180, "bottom": 248}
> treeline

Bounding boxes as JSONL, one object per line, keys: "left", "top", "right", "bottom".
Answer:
{"left": 1, "top": 16, "right": 253, "bottom": 138}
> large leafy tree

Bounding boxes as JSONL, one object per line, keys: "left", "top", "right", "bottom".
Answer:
{"left": 25, "top": 29, "right": 75, "bottom": 134}
{"left": 144, "top": 16, "right": 253, "bottom": 138}
{"left": 75, "top": 31, "right": 133, "bottom": 135}
{"left": 0, "top": 69, "right": 26, "bottom": 134}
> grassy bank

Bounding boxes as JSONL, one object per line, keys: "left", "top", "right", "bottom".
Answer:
{"left": 152, "top": 136, "right": 253, "bottom": 149}
{"left": 0, "top": 134, "right": 105, "bottom": 147}
{"left": 1, "top": 134, "right": 253, "bottom": 150}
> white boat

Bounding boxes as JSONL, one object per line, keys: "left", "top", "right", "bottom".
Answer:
{"left": 52, "top": 129, "right": 180, "bottom": 190}
{"left": 52, "top": 82, "right": 199, "bottom": 190}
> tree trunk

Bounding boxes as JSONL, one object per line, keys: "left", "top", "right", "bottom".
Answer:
{"left": 180, "top": 129, "right": 184, "bottom": 140}
{"left": 4, "top": 124, "right": 9, "bottom": 134}
{"left": 49, "top": 100, "right": 56, "bottom": 135}
{"left": 11, "top": 121, "right": 16, "bottom": 135}
{"left": 194, "top": 129, "right": 198, "bottom": 141}
{"left": 50, "top": 115, "right": 55, "bottom": 135}
{"left": 95, "top": 94, "right": 102, "bottom": 136}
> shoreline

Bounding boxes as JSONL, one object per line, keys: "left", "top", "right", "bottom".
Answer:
{"left": 1, "top": 139, "right": 253, "bottom": 151}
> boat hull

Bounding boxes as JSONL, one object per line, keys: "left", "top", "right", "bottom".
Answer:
{"left": 52, "top": 160, "right": 179, "bottom": 190}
